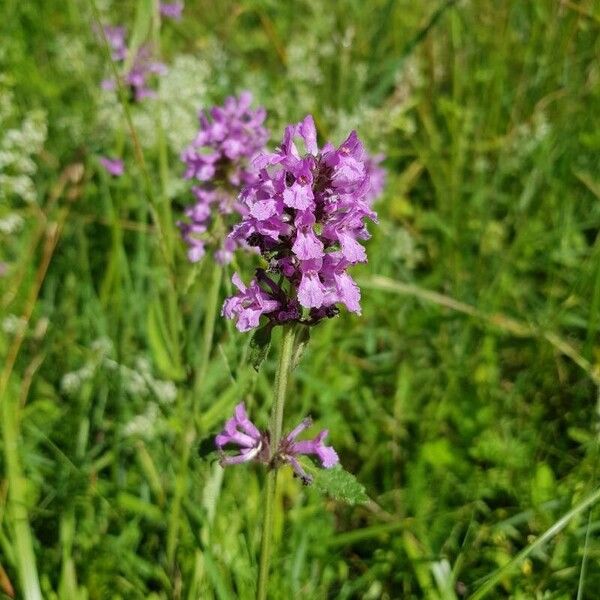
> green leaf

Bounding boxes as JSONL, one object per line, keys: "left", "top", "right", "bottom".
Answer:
{"left": 292, "top": 326, "right": 310, "bottom": 370}
{"left": 147, "top": 298, "right": 185, "bottom": 381}
{"left": 248, "top": 324, "right": 273, "bottom": 371}
{"left": 312, "top": 465, "right": 368, "bottom": 505}
{"left": 123, "top": 0, "right": 154, "bottom": 74}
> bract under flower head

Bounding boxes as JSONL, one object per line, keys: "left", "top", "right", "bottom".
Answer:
{"left": 223, "top": 115, "right": 382, "bottom": 332}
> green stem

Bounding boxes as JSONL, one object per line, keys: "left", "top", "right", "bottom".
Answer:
{"left": 1, "top": 396, "right": 43, "bottom": 600}
{"left": 257, "top": 324, "right": 297, "bottom": 600}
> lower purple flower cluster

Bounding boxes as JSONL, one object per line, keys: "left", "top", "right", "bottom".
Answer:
{"left": 222, "top": 115, "right": 378, "bottom": 332}
{"left": 215, "top": 403, "right": 338, "bottom": 485}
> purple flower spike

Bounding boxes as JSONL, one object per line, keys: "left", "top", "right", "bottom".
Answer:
{"left": 160, "top": 2, "right": 183, "bottom": 20}
{"left": 179, "top": 92, "right": 269, "bottom": 264}
{"left": 215, "top": 402, "right": 269, "bottom": 465}
{"left": 222, "top": 115, "right": 380, "bottom": 331}
{"left": 99, "top": 156, "right": 124, "bottom": 177}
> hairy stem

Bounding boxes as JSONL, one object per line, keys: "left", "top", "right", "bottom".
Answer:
{"left": 257, "top": 324, "right": 297, "bottom": 600}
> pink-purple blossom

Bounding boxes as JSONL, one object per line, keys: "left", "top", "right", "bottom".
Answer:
{"left": 101, "top": 25, "right": 166, "bottom": 102}
{"left": 215, "top": 403, "right": 339, "bottom": 484}
{"left": 160, "top": 2, "right": 183, "bottom": 20}
{"left": 277, "top": 417, "right": 339, "bottom": 484}
{"left": 102, "top": 26, "right": 127, "bottom": 61}
{"left": 223, "top": 115, "right": 381, "bottom": 332}
{"left": 178, "top": 92, "right": 269, "bottom": 264}
{"left": 221, "top": 273, "right": 281, "bottom": 332}
{"left": 99, "top": 156, "right": 124, "bottom": 177}
{"left": 215, "top": 403, "right": 269, "bottom": 466}
{"left": 365, "top": 153, "right": 386, "bottom": 205}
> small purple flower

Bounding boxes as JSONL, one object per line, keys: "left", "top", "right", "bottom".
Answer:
{"left": 221, "top": 273, "right": 281, "bottom": 332}
{"left": 100, "top": 25, "right": 166, "bottom": 102}
{"left": 215, "top": 403, "right": 339, "bottom": 484}
{"left": 103, "top": 25, "right": 127, "bottom": 61}
{"left": 125, "top": 45, "right": 167, "bottom": 101}
{"left": 222, "top": 115, "right": 379, "bottom": 331}
{"left": 99, "top": 156, "right": 124, "bottom": 177}
{"left": 179, "top": 92, "right": 269, "bottom": 264}
{"left": 160, "top": 2, "right": 183, "bottom": 20}
{"left": 278, "top": 417, "right": 339, "bottom": 484}
{"left": 0, "top": 262, "right": 7, "bottom": 277}
{"left": 215, "top": 403, "right": 269, "bottom": 465}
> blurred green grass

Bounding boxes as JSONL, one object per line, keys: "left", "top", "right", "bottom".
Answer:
{"left": 1, "top": 0, "right": 600, "bottom": 598}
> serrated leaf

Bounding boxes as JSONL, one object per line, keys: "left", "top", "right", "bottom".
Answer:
{"left": 313, "top": 465, "right": 368, "bottom": 505}
{"left": 249, "top": 324, "right": 273, "bottom": 371}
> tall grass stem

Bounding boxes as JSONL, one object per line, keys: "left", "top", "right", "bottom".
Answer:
{"left": 166, "top": 262, "right": 222, "bottom": 567}
{"left": 1, "top": 398, "right": 43, "bottom": 600}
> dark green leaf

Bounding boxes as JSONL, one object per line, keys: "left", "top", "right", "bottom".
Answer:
{"left": 249, "top": 324, "right": 273, "bottom": 371}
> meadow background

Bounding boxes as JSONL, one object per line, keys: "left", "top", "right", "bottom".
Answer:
{"left": 1, "top": 0, "right": 600, "bottom": 598}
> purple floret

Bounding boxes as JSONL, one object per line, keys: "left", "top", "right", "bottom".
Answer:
{"left": 221, "top": 273, "right": 281, "bottom": 332}
{"left": 215, "top": 402, "right": 269, "bottom": 465}
{"left": 103, "top": 26, "right": 127, "bottom": 61}
{"left": 278, "top": 417, "right": 339, "bottom": 484}
{"left": 100, "top": 25, "right": 166, "bottom": 102}
{"left": 160, "top": 2, "right": 183, "bottom": 20}
{"left": 222, "top": 115, "right": 382, "bottom": 332}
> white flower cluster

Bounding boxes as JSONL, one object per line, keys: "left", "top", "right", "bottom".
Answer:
{"left": 0, "top": 85, "right": 47, "bottom": 204}
{"left": 60, "top": 337, "right": 177, "bottom": 406}
{"left": 2, "top": 314, "right": 26, "bottom": 335}
{"left": 0, "top": 213, "right": 24, "bottom": 234}
{"left": 122, "top": 404, "right": 160, "bottom": 438}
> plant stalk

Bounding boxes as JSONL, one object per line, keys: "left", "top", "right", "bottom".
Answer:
{"left": 257, "top": 324, "right": 297, "bottom": 600}
{"left": 1, "top": 397, "right": 43, "bottom": 600}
